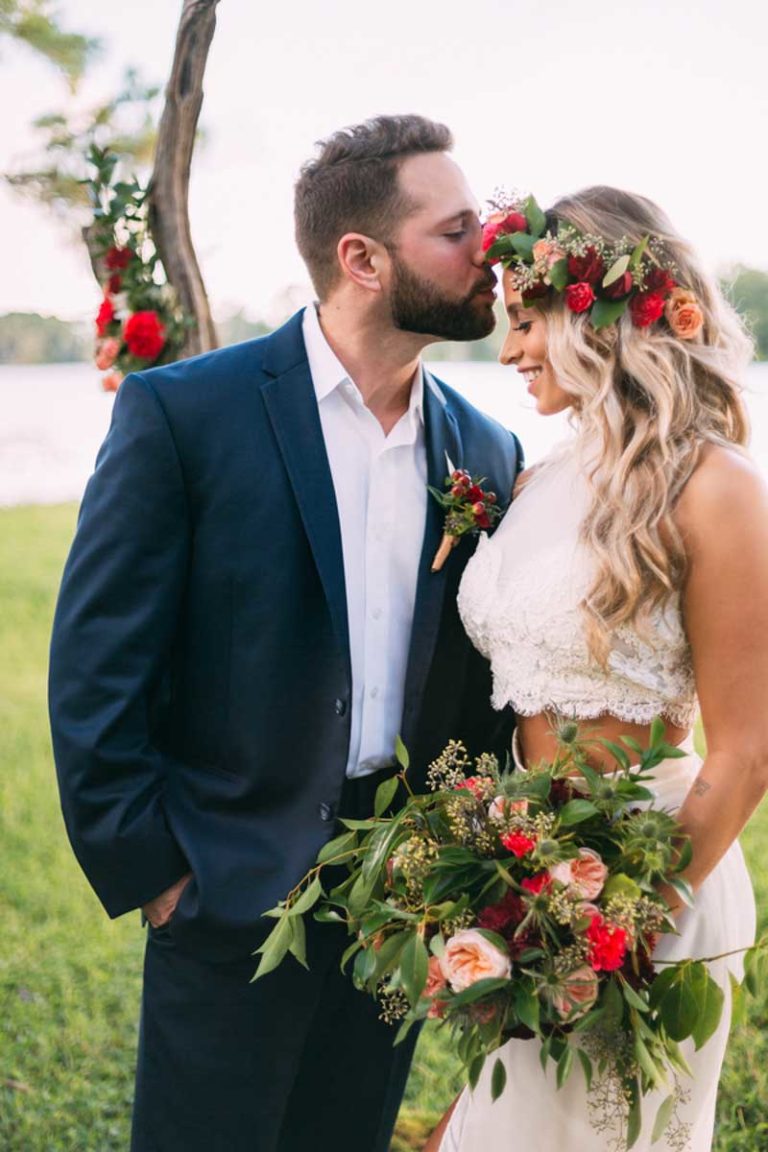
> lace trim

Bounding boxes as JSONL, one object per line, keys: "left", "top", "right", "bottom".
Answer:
{"left": 458, "top": 532, "right": 697, "bottom": 727}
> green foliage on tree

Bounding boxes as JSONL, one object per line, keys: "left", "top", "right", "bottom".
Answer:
{"left": 5, "top": 69, "right": 160, "bottom": 222}
{"left": 0, "top": 311, "right": 88, "bottom": 363}
{"left": 722, "top": 265, "right": 768, "bottom": 361}
{"left": 0, "top": 0, "right": 98, "bottom": 88}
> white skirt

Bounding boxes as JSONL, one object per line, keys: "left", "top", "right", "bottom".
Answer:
{"left": 440, "top": 736, "right": 756, "bottom": 1152}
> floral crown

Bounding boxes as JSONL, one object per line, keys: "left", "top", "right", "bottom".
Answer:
{"left": 483, "top": 194, "right": 704, "bottom": 337}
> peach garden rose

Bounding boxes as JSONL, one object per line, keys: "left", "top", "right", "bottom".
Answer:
{"left": 551, "top": 964, "right": 599, "bottom": 1020}
{"left": 549, "top": 847, "right": 608, "bottom": 900}
{"left": 440, "top": 929, "right": 511, "bottom": 992}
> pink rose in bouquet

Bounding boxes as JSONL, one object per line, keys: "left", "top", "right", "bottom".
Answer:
{"left": 440, "top": 929, "right": 511, "bottom": 992}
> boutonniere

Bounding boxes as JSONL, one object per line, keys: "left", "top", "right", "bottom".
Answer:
{"left": 429, "top": 458, "right": 501, "bottom": 572}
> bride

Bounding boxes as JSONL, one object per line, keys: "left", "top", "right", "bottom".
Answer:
{"left": 427, "top": 186, "right": 766, "bottom": 1151}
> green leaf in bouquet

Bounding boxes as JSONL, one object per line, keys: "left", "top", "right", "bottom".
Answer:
{"left": 619, "top": 735, "right": 645, "bottom": 756}
{"left": 657, "top": 973, "right": 699, "bottom": 1041}
{"left": 316, "top": 829, "right": 359, "bottom": 865}
{"left": 648, "top": 965, "right": 680, "bottom": 1009}
{"left": 649, "top": 716, "right": 666, "bottom": 749}
{"left": 340, "top": 937, "right": 363, "bottom": 972}
{"left": 371, "top": 931, "right": 410, "bottom": 981}
{"left": 539, "top": 1032, "right": 552, "bottom": 1072}
{"left": 690, "top": 965, "right": 724, "bottom": 1050}
{"left": 362, "top": 812, "right": 411, "bottom": 884}
{"left": 603, "top": 873, "right": 643, "bottom": 902}
{"left": 557, "top": 798, "right": 600, "bottom": 826}
{"left": 491, "top": 1057, "right": 507, "bottom": 1102}
{"left": 289, "top": 875, "right": 324, "bottom": 917}
{"left": 400, "top": 933, "right": 430, "bottom": 1005}
{"left": 601, "top": 976, "right": 625, "bottom": 1030}
{"left": 652, "top": 1093, "right": 676, "bottom": 1145}
{"left": 667, "top": 876, "right": 694, "bottom": 909}
{"left": 395, "top": 734, "right": 410, "bottom": 771}
{"left": 597, "top": 738, "right": 631, "bottom": 771}
{"left": 353, "top": 942, "right": 379, "bottom": 988}
{"left": 577, "top": 1048, "right": 594, "bottom": 1090}
{"left": 374, "top": 775, "right": 400, "bottom": 817}
{"left": 468, "top": 1053, "right": 486, "bottom": 1091}
{"left": 348, "top": 870, "right": 379, "bottom": 919}
{"left": 514, "top": 982, "right": 541, "bottom": 1033}
{"left": 429, "top": 933, "right": 446, "bottom": 959}
{"left": 393, "top": 1016, "right": 417, "bottom": 1047}
{"left": 626, "top": 1081, "right": 642, "bottom": 1150}
{"left": 450, "top": 977, "right": 512, "bottom": 1008}
{"left": 634, "top": 1033, "right": 665, "bottom": 1089}
{"left": 619, "top": 976, "right": 650, "bottom": 1013}
{"left": 556, "top": 1044, "right": 574, "bottom": 1089}
{"left": 313, "top": 906, "right": 344, "bottom": 924}
{"left": 252, "top": 914, "right": 296, "bottom": 980}
{"left": 288, "top": 915, "right": 308, "bottom": 970}
{"left": 663, "top": 1036, "right": 693, "bottom": 1079}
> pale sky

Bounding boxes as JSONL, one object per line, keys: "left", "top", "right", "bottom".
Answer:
{"left": 2, "top": 0, "right": 767, "bottom": 323}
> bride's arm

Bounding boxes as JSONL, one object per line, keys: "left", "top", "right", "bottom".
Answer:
{"left": 669, "top": 444, "right": 768, "bottom": 904}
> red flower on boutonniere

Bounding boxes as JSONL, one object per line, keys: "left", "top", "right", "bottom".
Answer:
{"left": 428, "top": 464, "right": 502, "bottom": 572}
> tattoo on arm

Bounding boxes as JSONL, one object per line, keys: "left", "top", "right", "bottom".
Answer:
{"left": 693, "top": 778, "right": 712, "bottom": 797}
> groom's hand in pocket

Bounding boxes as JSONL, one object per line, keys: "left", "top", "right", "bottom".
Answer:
{"left": 142, "top": 872, "right": 192, "bottom": 928}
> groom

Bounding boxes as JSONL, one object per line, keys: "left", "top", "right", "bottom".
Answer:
{"left": 49, "top": 114, "right": 522, "bottom": 1152}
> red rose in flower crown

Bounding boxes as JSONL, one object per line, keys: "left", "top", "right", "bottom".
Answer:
{"left": 124, "top": 311, "right": 167, "bottom": 360}
{"left": 567, "top": 247, "right": 605, "bottom": 285}
{"left": 105, "top": 246, "right": 133, "bottom": 271}
{"left": 565, "top": 282, "right": 595, "bottom": 314}
{"left": 603, "top": 270, "right": 634, "bottom": 300}
{"left": 96, "top": 296, "right": 116, "bottom": 337}
{"left": 482, "top": 210, "right": 528, "bottom": 254}
{"left": 629, "top": 291, "right": 666, "bottom": 329}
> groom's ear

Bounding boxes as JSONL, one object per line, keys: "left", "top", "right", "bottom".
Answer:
{"left": 336, "top": 232, "right": 387, "bottom": 293}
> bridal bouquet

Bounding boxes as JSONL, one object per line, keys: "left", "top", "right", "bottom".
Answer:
{"left": 255, "top": 722, "right": 733, "bottom": 1146}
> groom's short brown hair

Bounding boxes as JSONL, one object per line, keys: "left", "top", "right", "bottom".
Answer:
{"left": 294, "top": 114, "right": 453, "bottom": 300}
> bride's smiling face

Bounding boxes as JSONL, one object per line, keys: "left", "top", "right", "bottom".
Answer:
{"left": 500, "top": 269, "right": 572, "bottom": 416}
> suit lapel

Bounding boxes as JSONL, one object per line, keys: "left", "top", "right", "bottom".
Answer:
{"left": 260, "top": 314, "right": 349, "bottom": 660}
{"left": 401, "top": 372, "right": 464, "bottom": 740}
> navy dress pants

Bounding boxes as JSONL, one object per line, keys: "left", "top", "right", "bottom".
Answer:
{"left": 131, "top": 770, "right": 418, "bottom": 1152}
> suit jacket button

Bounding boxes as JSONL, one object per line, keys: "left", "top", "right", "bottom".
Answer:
{"left": 334, "top": 698, "right": 347, "bottom": 716}
{"left": 319, "top": 802, "right": 335, "bottom": 822}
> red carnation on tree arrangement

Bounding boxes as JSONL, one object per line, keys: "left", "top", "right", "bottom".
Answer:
{"left": 87, "top": 145, "right": 190, "bottom": 392}
{"left": 429, "top": 466, "right": 502, "bottom": 572}
{"left": 482, "top": 193, "right": 693, "bottom": 332}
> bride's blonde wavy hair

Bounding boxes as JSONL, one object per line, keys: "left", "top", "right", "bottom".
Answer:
{"left": 542, "top": 186, "right": 753, "bottom": 664}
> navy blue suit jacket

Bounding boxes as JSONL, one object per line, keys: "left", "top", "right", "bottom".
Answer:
{"left": 49, "top": 311, "right": 523, "bottom": 959}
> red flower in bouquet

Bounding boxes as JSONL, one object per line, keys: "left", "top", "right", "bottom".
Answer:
{"left": 521, "top": 872, "right": 552, "bottom": 897}
{"left": 587, "top": 913, "right": 628, "bottom": 972}
{"left": 477, "top": 889, "right": 525, "bottom": 934}
{"left": 105, "top": 246, "right": 133, "bottom": 271}
{"left": 629, "top": 291, "right": 666, "bottom": 329}
{"left": 124, "top": 310, "right": 167, "bottom": 360}
{"left": 500, "top": 830, "right": 537, "bottom": 858}
{"left": 454, "top": 775, "right": 490, "bottom": 799}
{"left": 96, "top": 296, "right": 116, "bottom": 336}
{"left": 107, "top": 273, "right": 123, "bottom": 294}
{"left": 564, "top": 282, "right": 596, "bottom": 314}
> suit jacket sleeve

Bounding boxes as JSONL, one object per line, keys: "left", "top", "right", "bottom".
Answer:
{"left": 48, "top": 371, "right": 190, "bottom": 918}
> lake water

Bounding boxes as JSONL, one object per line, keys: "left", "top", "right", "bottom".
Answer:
{"left": 1, "top": 360, "right": 767, "bottom": 505}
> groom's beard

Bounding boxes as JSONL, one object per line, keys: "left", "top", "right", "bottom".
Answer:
{"left": 387, "top": 254, "right": 497, "bottom": 341}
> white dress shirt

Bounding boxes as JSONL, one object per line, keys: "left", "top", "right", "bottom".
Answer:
{"left": 302, "top": 304, "right": 428, "bottom": 778}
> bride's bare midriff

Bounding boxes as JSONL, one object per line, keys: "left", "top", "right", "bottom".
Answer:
{"left": 518, "top": 712, "right": 690, "bottom": 774}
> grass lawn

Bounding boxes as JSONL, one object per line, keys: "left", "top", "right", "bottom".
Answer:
{"left": 1, "top": 503, "right": 766, "bottom": 1150}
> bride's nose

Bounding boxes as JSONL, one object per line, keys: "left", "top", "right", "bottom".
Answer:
{"left": 499, "top": 327, "right": 522, "bottom": 367}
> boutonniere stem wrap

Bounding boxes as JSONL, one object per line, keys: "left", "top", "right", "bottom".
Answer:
{"left": 429, "top": 469, "right": 501, "bottom": 572}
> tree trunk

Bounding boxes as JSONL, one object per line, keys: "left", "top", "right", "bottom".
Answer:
{"left": 148, "top": 0, "right": 220, "bottom": 357}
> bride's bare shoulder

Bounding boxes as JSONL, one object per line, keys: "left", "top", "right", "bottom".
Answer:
{"left": 676, "top": 443, "right": 768, "bottom": 541}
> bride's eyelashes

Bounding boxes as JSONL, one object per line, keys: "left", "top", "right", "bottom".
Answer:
{"left": 510, "top": 321, "right": 533, "bottom": 333}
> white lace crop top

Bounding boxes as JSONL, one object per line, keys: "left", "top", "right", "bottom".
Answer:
{"left": 457, "top": 441, "right": 697, "bottom": 727}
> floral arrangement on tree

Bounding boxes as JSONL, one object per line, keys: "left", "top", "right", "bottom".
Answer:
{"left": 255, "top": 720, "right": 764, "bottom": 1148}
{"left": 86, "top": 145, "right": 191, "bottom": 391}
{"left": 429, "top": 464, "right": 502, "bottom": 572}
{"left": 483, "top": 194, "right": 705, "bottom": 337}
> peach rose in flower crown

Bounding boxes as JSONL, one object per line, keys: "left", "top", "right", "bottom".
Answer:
{"left": 549, "top": 848, "right": 607, "bottom": 900}
{"left": 532, "top": 238, "right": 565, "bottom": 283}
{"left": 440, "top": 929, "right": 511, "bottom": 992}
{"left": 665, "top": 287, "right": 705, "bottom": 340}
{"left": 551, "top": 964, "right": 599, "bottom": 1020}
{"left": 101, "top": 370, "right": 123, "bottom": 393}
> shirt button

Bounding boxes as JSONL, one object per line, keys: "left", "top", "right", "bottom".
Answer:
{"left": 334, "top": 698, "right": 347, "bottom": 716}
{"left": 319, "top": 802, "right": 335, "bottom": 822}
{"left": 370, "top": 686, "right": 379, "bottom": 699}
{"left": 372, "top": 608, "right": 382, "bottom": 620}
